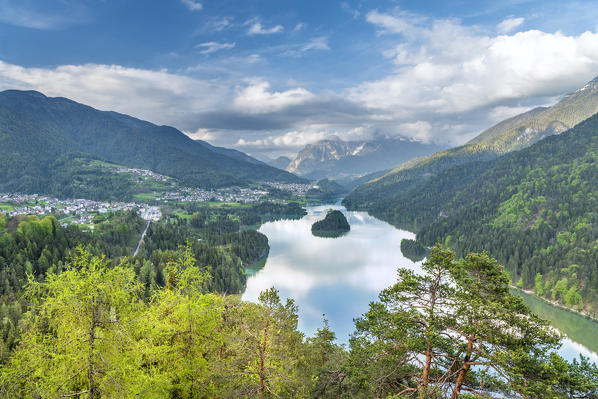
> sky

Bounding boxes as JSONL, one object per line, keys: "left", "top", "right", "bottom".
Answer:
{"left": 2, "top": 0, "right": 598, "bottom": 159}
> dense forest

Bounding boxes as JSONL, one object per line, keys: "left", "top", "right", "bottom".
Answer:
{"left": 400, "top": 238, "right": 428, "bottom": 262}
{"left": 1, "top": 245, "right": 596, "bottom": 398}
{"left": 0, "top": 90, "right": 303, "bottom": 196}
{"left": 0, "top": 200, "right": 305, "bottom": 365}
{"left": 311, "top": 210, "right": 350, "bottom": 237}
{"left": 346, "top": 111, "right": 598, "bottom": 314}
{"left": 306, "top": 179, "right": 347, "bottom": 203}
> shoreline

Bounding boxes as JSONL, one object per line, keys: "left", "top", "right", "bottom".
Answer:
{"left": 511, "top": 286, "right": 598, "bottom": 324}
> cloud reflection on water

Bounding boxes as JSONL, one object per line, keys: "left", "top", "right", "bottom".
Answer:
{"left": 242, "top": 204, "right": 421, "bottom": 341}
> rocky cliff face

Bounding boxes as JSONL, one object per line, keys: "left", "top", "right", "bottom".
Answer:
{"left": 286, "top": 135, "right": 445, "bottom": 178}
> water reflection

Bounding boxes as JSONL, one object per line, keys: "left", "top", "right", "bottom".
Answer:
{"left": 243, "top": 204, "right": 598, "bottom": 364}
{"left": 242, "top": 204, "right": 422, "bottom": 341}
{"left": 515, "top": 290, "right": 598, "bottom": 363}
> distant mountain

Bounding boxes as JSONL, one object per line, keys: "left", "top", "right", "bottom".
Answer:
{"left": 195, "top": 140, "right": 266, "bottom": 166}
{"left": 0, "top": 90, "right": 303, "bottom": 198}
{"left": 268, "top": 156, "right": 292, "bottom": 170}
{"left": 344, "top": 76, "right": 598, "bottom": 213}
{"left": 306, "top": 178, "right": 347, "bottom": 202}
{"left": 286, "top": 135, "right": 446, "bottom": 179}
{"left": 468, "top": 76, "right": 598, "bottom": 152}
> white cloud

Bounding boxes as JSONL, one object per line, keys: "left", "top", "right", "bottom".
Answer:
{"left": 281, "top": 37, "right": 331, "bottom": 57}
{"left": 341, "top": 2, "right": 360, "bottom": 19}
{"left": 397, "top": 121, "right": 432, "bottom": 142}
{"left": 247, "top": 22, "right": 283, "bottom": 35}
{"left": 181, "top": 0, "right": 202, "bottom": 11}
{"left": 293, "top": 23, "right": 306, "bottom": 32}
{"left": 236, "top": 130, "right": 329, "bottom": 150}
{"left": 302, "top": 37, "right": 330, "bottom": 52}
{"left": 246, "top": 54, "right": 263, "bottom": 64}
{"left": 497, "top": 17, "right": 525, "bottom": 34}
{"left": 0, "top": 60, "right": 231, "bottom": 129}
{"left": 185, "top": 128, "right": 216, "bottom": 141}
{"left": 195, "top": 41, "right": 236, "bottom": 55}
{"left": 233, "top": 80, "right": 315, "bottom": 114}
{"left": 365, "top": 9, "right": 421, "bottom": 37}
{"left": 352, "top": 10, "right": 598, "bottom": 138}
{"left": 2, "top": 9, "right": 598, "bottom": 155}
{"left": 207, "top": 16, "right": 232, "bottom": 32}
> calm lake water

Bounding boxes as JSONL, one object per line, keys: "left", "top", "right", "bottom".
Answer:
{"left": 243, "top": 204, "right": 598, "bottom": 363}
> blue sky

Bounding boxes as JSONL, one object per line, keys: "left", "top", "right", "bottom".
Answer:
{"left": 2, "top": 0, "right": 598, "bottom": 158}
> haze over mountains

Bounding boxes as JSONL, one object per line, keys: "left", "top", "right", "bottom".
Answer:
{"left": 343, "top": 75, "right": 598, "bottom": 309}
{"left": 345, "top": 75, "right": 598, "bottom": 211}
{"left": 283, "top": 135, "right": 446, "bottom": 179}
{"left": 0, "top": 90, "right": 303, "bottom": 197}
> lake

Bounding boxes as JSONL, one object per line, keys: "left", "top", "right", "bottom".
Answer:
{"left": 243, "top": 203, "right": 598, "bottom": 363}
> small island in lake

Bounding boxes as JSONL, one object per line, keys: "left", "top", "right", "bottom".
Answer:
{"left": 311, "top": 210, "right": 350, "bottom": 238}
{"left": 400, "top": 238, "right": 429, "bottom": 262}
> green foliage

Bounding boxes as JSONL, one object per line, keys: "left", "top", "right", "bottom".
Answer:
{"left": 400, "top": 238, "right": 428, "bottom": 262}
{"left": 348, "top": 246, "right": 575, "bottom": 398}
{"left": 348, "top": 111, "right": 598, "bottom": 311}
{"left": 0, "top": 249, "right": 144, "bottom": 398}
{"left": 0, "top": 90, "right": 303, "bottom": 199}
{"left": 535, "top": 273, "right": 545, "bottom": 295}
{"left": 0, "top": 245, "right": 597, "bottom": 397}
{"left": 306, "top": 179, "right": 347, "bottom": 202}
{"left": 311, "top": 210, "right": 350, "bottom": 237}
{"left": 345, "top": 77, "right": 598, "bottom": 223}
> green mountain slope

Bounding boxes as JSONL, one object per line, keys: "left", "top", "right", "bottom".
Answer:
{"left": 0, "top": 90, "right": 303, "bottom": 197}
{"left": 383, "top": 113, "right": 598, "bottom": 311}
{"left": 344, "top": 76, "right": 598, "bottom": 213}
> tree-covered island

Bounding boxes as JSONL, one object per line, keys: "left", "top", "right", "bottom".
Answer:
{"left": 311, "top": 210, "right": 350, "bottom": 238}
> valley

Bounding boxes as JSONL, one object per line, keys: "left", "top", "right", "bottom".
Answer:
{"left": 4, "top": 2, "right": 598, "bottom": 394}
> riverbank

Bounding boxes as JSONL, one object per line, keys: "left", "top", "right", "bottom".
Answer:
{"left": 511, "top": 286, "right": 598, "bottom": 324}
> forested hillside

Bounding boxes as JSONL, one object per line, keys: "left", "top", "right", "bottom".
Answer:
{"left": 0, "top": 90, "right": 303, "bottom": 197}
{"left": 348, "top": 111, "right": 598, "bottom": 313}
{"left": 344, "top": 76, "right": 598, "bottom": 213}
{"left": 1, "top": 245, "right": 596, "bottom": 397}
{"left": 0, "top": 200, "right": 306, "bottom": 363}
{"left": 418, "top": 114, "right": 598, "bottom": 311}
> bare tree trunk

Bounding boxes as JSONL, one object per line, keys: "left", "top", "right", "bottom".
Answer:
{"left": 449, "top": 336, "right": 474, "bottom": 399}
{"left": 420, "top": 341, "right": 432, "bottom": 399}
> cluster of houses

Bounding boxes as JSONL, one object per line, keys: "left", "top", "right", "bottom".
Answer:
{"left": 264, "top": 182, "right": 312, "bottom": 196}
{"left": 160, "top": 186, "right": 270, "bottom": 203}
{"left": 0, "top": 193, "right": 161, "bottom": 226}
{"left": 114, "top": 167, "right": 171, "bottom": 183}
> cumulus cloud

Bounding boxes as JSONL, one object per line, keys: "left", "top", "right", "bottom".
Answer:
{"left": 497, "top": 17, "right": 525, "bottom": 34}
{"left": 181, "top": 0, "right": 202, "bottom": 11}
{"left": 351, "top": 9, "right": 598, "bottom": 141}
{"left": 195, "top": 41, "right": 236, "bottom": 54}
{"left": 236, "top": 130, "right": 329, "bottom": 150}
{"left": 0, "top": 60, "right": 231, "bottom": 130}
{"left": 232, "top": 80, "right": 315, "bottom": 114}
{"left": 247, "top": 22, "right": 283, "bottom": 35}
{"left": 2, "top": 9, "right": 598, "bottom": 155}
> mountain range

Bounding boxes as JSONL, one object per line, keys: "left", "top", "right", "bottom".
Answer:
{"left": 343, "top": 75, "right": 598, "bottom": 311}
{"left": 283, "top": 135, "right": 446, "bottom": 179}
{"left": 0, "top": 90, "right": 303, "bottom": 198}
{"left": 344, "top": 76, "right": 598, "bottom": 213}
